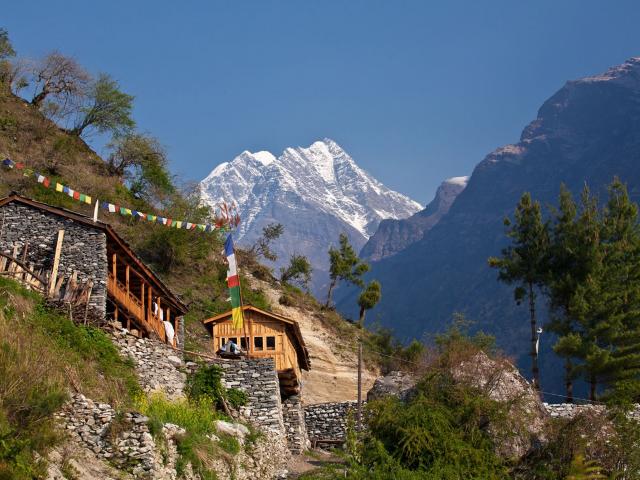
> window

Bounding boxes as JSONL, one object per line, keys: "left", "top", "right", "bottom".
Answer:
{"left": 220, "top": 337, "right": 226, "bottom": 347}
{"left": 240, "top": 337, "right": 247, "bottom": 349}
{"left": 254, "top": 336, "right": 264, "bottom": 351}
{"left": 266, "top": 336, "right": 276, "bottom": 350}
{"left": 229, "top": 337, "right": 238, "bottom": 345}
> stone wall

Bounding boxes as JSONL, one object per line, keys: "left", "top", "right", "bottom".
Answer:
{"left": 55, "top": 393, "right": 290, "bottom": 479}
{"left": 0, "top": 202, "right": 108, "bottom": 314}
{"left": 282, "top": 395, "right": 309, "bottom": 454}
{"left": 111, "top": 330, "right": 287, "bottom": 438}
{"left": 304, "top": 401, "right": 358, "bottom": 442}
{"left": 55, "top": 394, "right": 156, "bottom": 478}
{"left": 187, "top": 357, "right": 286, "bottom": 436}
{"left": 111, "top": 329, "right": 187, "bottom": 401}
{"left": 544, "top": 402, "right": 640, "bottom": 421}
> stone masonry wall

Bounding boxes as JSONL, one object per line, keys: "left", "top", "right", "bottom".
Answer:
{"left": 111, "top": 330, "right": 286, "bottom": 437}
{"left": 304, "top": 401, "right": 358, "bottom": 442}
{"left": 544, "top": 403, "right": 640, "bottom": 420}
{"left": 0, "top": 202, "right": 108, "bottom": 314}
{"left": 55, "top": 394, "right": 156, "bottom": 478}
{"left": 282, "top": 395, "right": 309, "bottom": 454}
{"left": 55, "top": 393, "right": 290, "bottom": 479}
{"left": 186, "top": 357, "right": 286, "bottom": 436}
{"left": 111, "top": 329, "right": 187, "bottom": 401}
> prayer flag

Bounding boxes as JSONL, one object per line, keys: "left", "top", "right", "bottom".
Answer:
{"left": 56, "top": 183, "right": 64, "bottom": 192}
{"left": 224, "top": 234, "right": 244, "bottom": 330}
{"left": 108, "top": 203, "right": 117, "bottom": 213}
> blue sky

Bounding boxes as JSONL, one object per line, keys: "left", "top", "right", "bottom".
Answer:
{"left": 4, "top": 1, "right": 640, "bottom": 203}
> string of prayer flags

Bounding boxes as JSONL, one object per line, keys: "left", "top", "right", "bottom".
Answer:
{"left": 2, "top": 157, "right": 241, "bottom": 233}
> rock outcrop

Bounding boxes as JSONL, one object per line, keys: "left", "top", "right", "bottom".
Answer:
{"left": 451, "top": 351, "right": 547, "bottom": 460}
{"left": 366, "top": 370, "right": 416, "bottom": 402}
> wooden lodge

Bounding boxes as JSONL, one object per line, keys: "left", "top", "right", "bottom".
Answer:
{"left": 0, "top": 194, "right": 187, "bottom": 346}
{"left": 203, "top": 306, "right": 310, "bottom": 395}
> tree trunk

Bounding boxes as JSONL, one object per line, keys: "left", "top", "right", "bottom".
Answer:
{"left": 565, "top": 359, "right": 573, "bottom": 403}
{"left": 31, "top": 89, "right": 48, "bottom": 107}
{"left": 325, "top": 278, "right": 336, "bottom": 308}
{"left": 359, "top": 306, "right": 365, "bottom": 327}
{"left": 528, "top": 282, "right": 540, "bottom": 391}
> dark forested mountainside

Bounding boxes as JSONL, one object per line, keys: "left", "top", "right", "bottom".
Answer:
{"left": 337, "top": 57, "right": 640, "bottom": 395}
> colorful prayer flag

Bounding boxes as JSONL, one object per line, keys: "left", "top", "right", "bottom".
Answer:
{"left": 224, "top": 234, "right": 244, "bottom": 330}
{"left": 56, "top": 183, "right": 64, "bottom": 192}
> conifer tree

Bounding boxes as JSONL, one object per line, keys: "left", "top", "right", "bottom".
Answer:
{"left": 595, "top": 179, "right": 640, "bottom": 402}
{"left": 325, "top": 233, "right": 369, "bottom": 308}
{"left": 546, "top": 185, "right": 580, "bottom": 402}
{"left": 489, "top": 192, "right": 549, "bottom": 390}
{"left": 357, "top": 280, "right": 382, "bottom": 327}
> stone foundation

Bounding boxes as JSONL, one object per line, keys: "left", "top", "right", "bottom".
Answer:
{"left": 282, "top": 395, "right": 309, "bottom": 454}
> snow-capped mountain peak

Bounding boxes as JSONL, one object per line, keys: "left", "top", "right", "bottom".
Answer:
{"left": 200, "top": 139, "right": 422, "bottom": 239}
{"left": 200, "top": 139, "right": 422, "bottom": 293}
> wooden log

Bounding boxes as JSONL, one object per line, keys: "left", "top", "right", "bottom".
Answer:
{"left": 48, "top": 230, "right": 65, "bottom": 297}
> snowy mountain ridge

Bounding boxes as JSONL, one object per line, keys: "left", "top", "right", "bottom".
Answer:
{"left": 200, "top": 138, "right": 422, "bottom": 240}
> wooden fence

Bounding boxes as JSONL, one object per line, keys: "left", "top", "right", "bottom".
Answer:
{"left": 0, "top": 238, "right": 95, "bottom": 318}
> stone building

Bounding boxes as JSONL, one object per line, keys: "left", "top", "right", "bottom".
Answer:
{"left": 0, "top": 193, "right": 187, "bottom": 345}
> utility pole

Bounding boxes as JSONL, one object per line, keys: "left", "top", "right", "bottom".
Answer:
{"left": 357, "top": 334, "right": 363, "bottom": 430}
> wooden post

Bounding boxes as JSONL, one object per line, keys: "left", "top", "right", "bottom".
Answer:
{"left": 125, "top": 265, "right": 130, "bottom": 296}
{"left": 48, "top": 230, "right": 65, "bottom": 298}
{"left": 112, "top": 253, "right": 117, "bottom": 278}
{"left": 147, "top": 285, "right": 152, "bottom": 321}
{"left": 141, "top": 282, "right": 145, "bottom": 318}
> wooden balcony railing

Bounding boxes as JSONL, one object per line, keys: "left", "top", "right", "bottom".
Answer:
{"left": 108, "top": 273, "right": 168, "bottom": 343}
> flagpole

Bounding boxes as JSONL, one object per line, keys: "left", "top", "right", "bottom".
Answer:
{"left": 237, "top": 257, "right": 251, "bottom": 356}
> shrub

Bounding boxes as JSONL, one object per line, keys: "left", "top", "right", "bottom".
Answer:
{"left": 226, "top": 388, "right": 248, "bottom": 409}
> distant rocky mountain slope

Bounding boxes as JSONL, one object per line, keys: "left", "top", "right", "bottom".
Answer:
{"left": 200, "top": 139, "right": 422, "bottom": 292}
{"left": 338, "top": 57, "right": 640, "bottom": 394}
{"left": 360, "top": 176, "right": 468, "bottom": 261}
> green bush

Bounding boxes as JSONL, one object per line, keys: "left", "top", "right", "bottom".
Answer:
{"left": 226, "top": 388, "right": 248, "bottom": 409}
{"left": 186, "top": 365, "right": 226, "bottom": 405}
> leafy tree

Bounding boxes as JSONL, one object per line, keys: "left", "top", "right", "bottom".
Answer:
{"left": 280, "top": 254, "right": 312, "bottom": 289}
{"left": 0, "top": 28, "right": 16, "bottom": 86}
{"left": 249, "top": 223, "right": 284, "bottom": 262}
{"left": 357, "top": 280, "right": 381, "bottom": 327}
{"left": 0, "top": 28, "right": 15, "bottom": 60}
{"left": 30, "top": 52, "right": 90, "bottom": 107}
{"left": 326, "top": 233, "right": 369, "bottom": 307}
{"left": 107, "top": 133, "right": 174, "bottom": 201}
{"left": 71, "top": 73, "right": 135, "bottom": 136}
{"left": 489, "top": 192, "right": 549, "bottom": 390}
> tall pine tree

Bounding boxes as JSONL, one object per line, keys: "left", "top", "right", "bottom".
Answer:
{"left": 489, "top": 192, "right": 549, "bottom": 391}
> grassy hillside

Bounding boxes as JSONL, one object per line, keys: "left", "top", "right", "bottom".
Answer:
{"left": 0, "top": 277, "right": 140, "bottom": 479}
